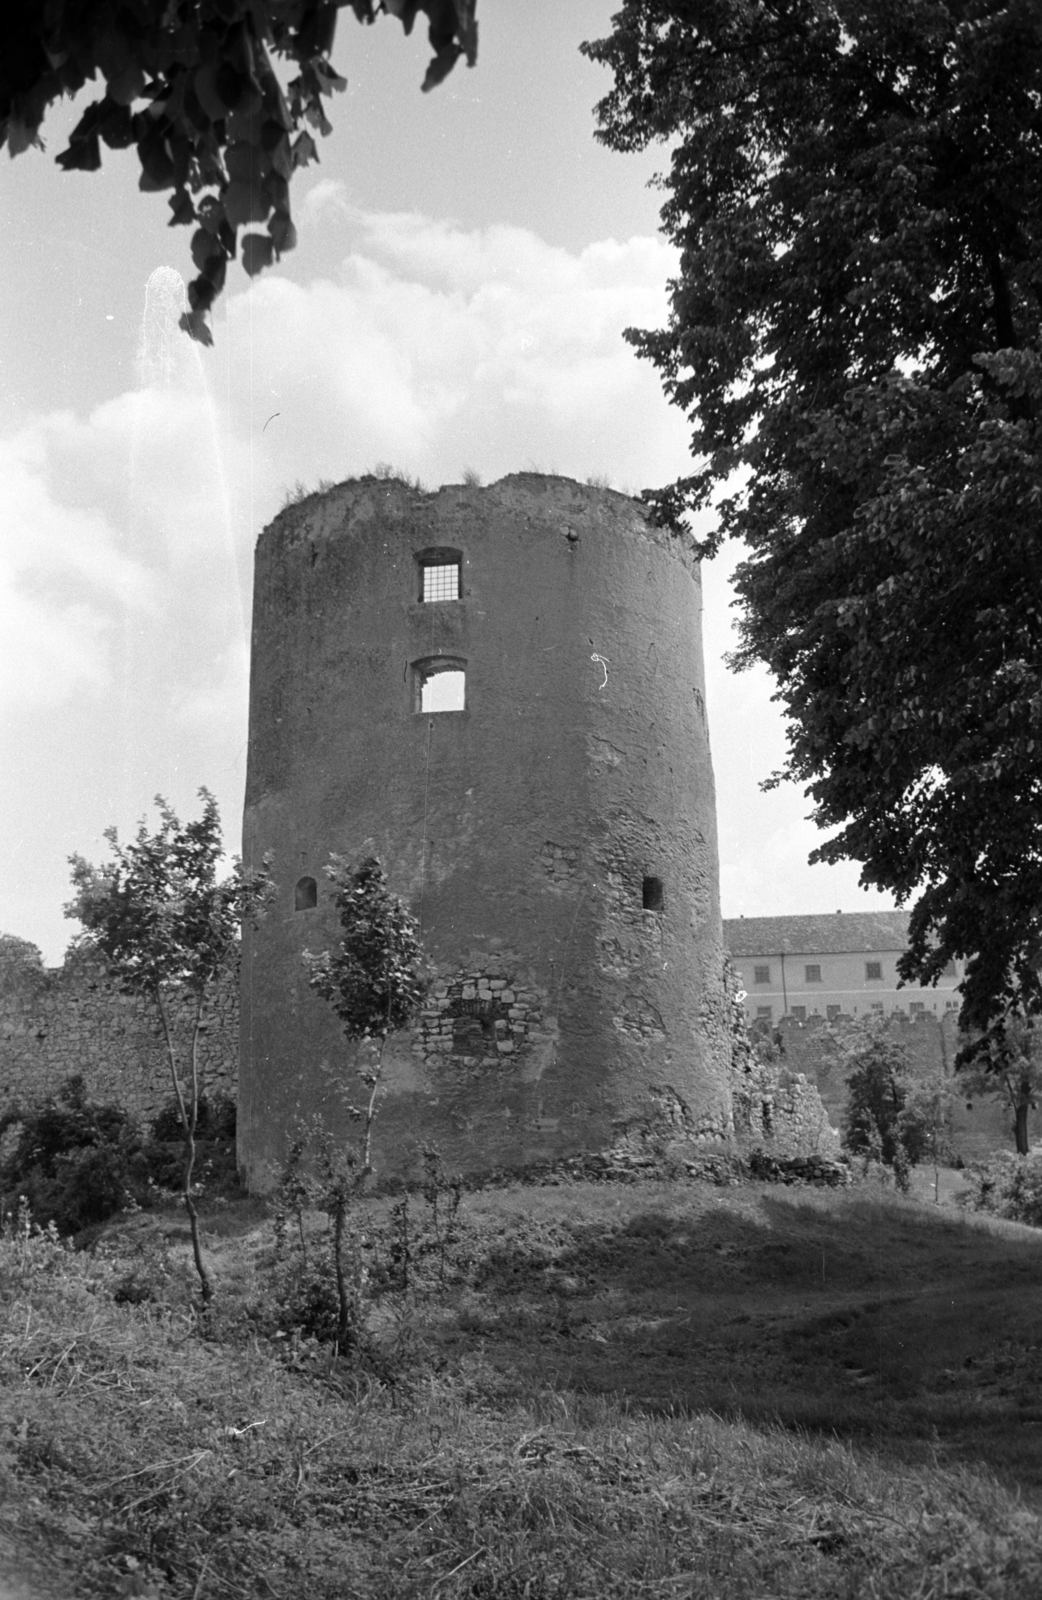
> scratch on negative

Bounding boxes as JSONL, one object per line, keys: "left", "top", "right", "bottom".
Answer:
{"left": 591, "top": 653, "right": 609, "bottom": 689}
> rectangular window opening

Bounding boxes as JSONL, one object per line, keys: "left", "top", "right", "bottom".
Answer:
{"left": 642, "top": 876, "right": 664, "bottom": 912}
{"left": 790, "top": 1005, "right": 807, "bottom": 1022}
{"left": 865, "top": 961, "right": 882, "bottom": 981}
{"left": 422, "top": 562, "right": 460, "bottom": 603}
{"left": 753, "top": 964, "right": 770, "bottom": 985}
{"left": 756, "top": 1006, "right": 773, "bottom": 1020}
{"left": 804, "top": 964, "right": 822, "bottom": 983}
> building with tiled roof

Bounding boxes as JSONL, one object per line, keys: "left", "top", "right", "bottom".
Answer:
{"left": 722, "top": 911, "right": 963, "bottom": 1025}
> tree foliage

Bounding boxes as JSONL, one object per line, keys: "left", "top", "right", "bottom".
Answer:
{"left": 66, "top": 789, "right": 274, "bottom": 1299}
{"left": 2, "top": 2, "right": 477, "bottom": 342}
{"left": 302, "top": 853, "right": 425, "bottom": 1343}
{"left": 584, "top": 1, "right": 1042, "bottom": 1033}
{"left": 836, "top": 1017, "right": 932, "bottom": 1186}
{"left": 304, "top": 853, "right": 425, "bottom": 1046}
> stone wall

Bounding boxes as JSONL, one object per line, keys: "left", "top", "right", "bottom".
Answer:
{"left": 773, "top": 1012, "right": 1017, "bottom": 1162}
{"left": 0, "top": 951, "right": 239, "bottom": 1127}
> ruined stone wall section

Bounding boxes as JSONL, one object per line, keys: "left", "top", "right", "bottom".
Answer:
{"left": 0, "top": 956, "right": 239, "bottom": 1125}
{"left": 731, "top": 1052, "right": 841, "bottom": 1160}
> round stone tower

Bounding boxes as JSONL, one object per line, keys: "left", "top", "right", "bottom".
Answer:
{"left": 239, "top": 473, "right": 731, "bottom": 1185}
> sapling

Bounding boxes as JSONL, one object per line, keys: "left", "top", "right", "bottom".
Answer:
{"left": 303, "top": 854, "right": 425, "bottom": 1344}
{"left": 66, "top": 791, "right": 274, "bottom": 1303}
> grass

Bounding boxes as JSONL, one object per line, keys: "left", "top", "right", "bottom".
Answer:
{"left": 2, "top": 1173, "right": 1042, "bottom": 1597}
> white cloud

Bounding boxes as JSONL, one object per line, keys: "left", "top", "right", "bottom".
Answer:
{"left": 220, "top": 210, "right": 691, "bottom": 494}
{"left": 6, "top": 205, "right": 874, "bottom": 960}
{"left": 0, "top": 427, "right": 154, "bottom": 713}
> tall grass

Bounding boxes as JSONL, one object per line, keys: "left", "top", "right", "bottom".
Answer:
{"left": 2, "top": 1179, "right": 1042, "bottom": 1597}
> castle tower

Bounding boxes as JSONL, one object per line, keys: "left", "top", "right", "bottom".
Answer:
{"left": 240, "top": 474, "right": 731, "bottom": 1184}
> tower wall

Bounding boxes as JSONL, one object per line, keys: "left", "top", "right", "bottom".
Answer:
{"left": 240, "top": 474, "right": 730, "bottom": 1184}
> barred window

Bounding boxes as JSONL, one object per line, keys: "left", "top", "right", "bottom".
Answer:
{"left": 416, "top": 546, "right": 462, "bottom": 602}
{"left": 865, "top": 961, "right": 882, "bottom": 981}
{"left": 805, "top": 964, "right": 822, "bottom": 983}
{"left": 422, "top": 563, "right": 460, "bottom": 602}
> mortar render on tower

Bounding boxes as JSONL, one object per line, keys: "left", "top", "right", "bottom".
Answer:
{"left": 239, "top": 473, "right": 731, "bottom": 1186}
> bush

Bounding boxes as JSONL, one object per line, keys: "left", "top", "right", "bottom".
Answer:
{"left": 149, "top": 1093, "right": 236, "bottom": 1143}
{"left": 0, "top": 1077, "right": 152, "bottom": 1234}
{"left": 957, "top": 1153, "right": 1042, "bottom": 1226}
{"left": 834, "top": 1018, "right": 934, "bottom": 1190}
{"left": 0, "top": 1080, "right": 241, "bottom": 1236}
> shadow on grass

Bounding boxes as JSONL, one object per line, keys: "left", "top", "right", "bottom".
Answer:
{"left": 454, "top": 1186, "right": 1042, "bottom": 1498}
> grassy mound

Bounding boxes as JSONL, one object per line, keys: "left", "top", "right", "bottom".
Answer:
{"left": 1, "top": 1175, "right": 1041, "bottom": 1597}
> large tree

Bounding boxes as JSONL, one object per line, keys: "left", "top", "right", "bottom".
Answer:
{"left": 584, "top": 1, "right": 1042, "bottom": 1033}
{"left": 2, "top": 2, "right": 477, "bottom": 341}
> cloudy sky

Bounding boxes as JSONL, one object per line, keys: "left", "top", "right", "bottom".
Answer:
{"left": 0, "top": 0, "right": 894, "bottom": 965}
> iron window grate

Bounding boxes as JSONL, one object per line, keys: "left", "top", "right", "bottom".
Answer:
{"left": 422, "top": 563, "right": 460, "bottom": 602}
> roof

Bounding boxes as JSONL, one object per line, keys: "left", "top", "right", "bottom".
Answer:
{"left": 723, "top": 911, "right": 910, "bottom": 958}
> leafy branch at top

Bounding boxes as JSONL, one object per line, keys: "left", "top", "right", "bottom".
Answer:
{"left": 2, "top": 2, "right": 478, "bottom": 343}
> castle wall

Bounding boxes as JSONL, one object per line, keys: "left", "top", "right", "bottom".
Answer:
{"left": 240, "top": 474, "right": 731, "bottom": 1185}
{"left": 0, "top": 954, "right": 239, "bottom": 1126}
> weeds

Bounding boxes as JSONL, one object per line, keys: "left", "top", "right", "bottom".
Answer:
{"left": 3, "top": 1177, "right": 1042, "bottom": 1596}
{"left": 957, "top": 1151, "right": 1042, "bottom": 1225}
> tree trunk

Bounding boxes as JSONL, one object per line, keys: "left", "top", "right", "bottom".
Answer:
{"left": 333, "top": 1191, "right": 350, "bottom": 1345}
{"left": 156, "top": 989, "right": 213, "bottom": 1305}
{"left": 1014, "top": 1100, "right": 1030, "bottom": 1157}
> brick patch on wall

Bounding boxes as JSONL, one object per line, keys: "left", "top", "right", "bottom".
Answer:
{"left": 414, "top": 962, "right": 545, "bottom": 1080}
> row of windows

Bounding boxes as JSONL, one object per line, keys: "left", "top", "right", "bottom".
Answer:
{"left": 754, "top": 1000, "right": 960, "bottom": 1022}
{"left": 751, "top": 959, "right": 957, "bottom": 985}
{"left": 292, "top": 874, "right": 666, "bottom": 912}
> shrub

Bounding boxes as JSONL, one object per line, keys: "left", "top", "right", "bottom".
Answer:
{"left": 833, "top": 1018, "right": 933, "bottom": 1190}
{"left": 957, "top": 1152, "right": 1042, "bottom": 1227}
{"left": 149, "top": 1093, "right": 236, "bottom": 1144}
{"left": 0, "top": 1077, "right": 151, "bottom": 1235}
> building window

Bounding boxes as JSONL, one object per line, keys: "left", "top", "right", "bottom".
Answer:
{"left": 754, "top": 964, "right": 770, "bottom": 985}
{"left": 865, "top": 961, "right": 882, "bottom": 981}
{"left": 910, "top": 1001, "right": 926, "bottom": 1015}
{"left": 871, "top": 1002, "right": 884, "bottom": 1013}
{"left": 642, "top": 876, "right": 664, "bottom": 912}
{"left": 791, "top": 1005, "right": 806, "bottom": 1021}
{"left": 756, "top": 1005, "right": 773, "bottom": 1020}
{"left": 827, "top": 1004, "right": 841, "bottom": 1021}
{"left": 294, "top": 876, "right": 317, "bottom": 910}
{"left": 805, "top": 964, "right": 822, "bottom": 983}
{"left": 413, "top": 657, "right": 466, "bottom": 713}
{"left": 416, "top": 547, "right": 462, "bottom": 602}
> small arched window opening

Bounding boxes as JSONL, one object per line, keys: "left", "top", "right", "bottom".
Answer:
{"left": 413, "top": 656, "right": 466, "bottom": 713}
{"left": 642, "top": 876, "right": 664, "bottom": 912}
{"left": 415, "top": 546, "right": 462, "bottom": 603}
{"left": 295, "top": 876, "right": 317, "bottom": 910}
